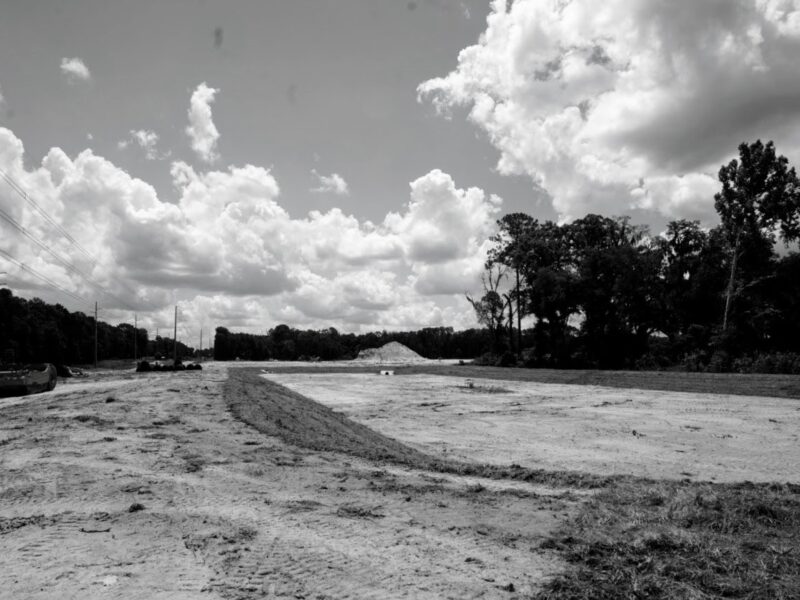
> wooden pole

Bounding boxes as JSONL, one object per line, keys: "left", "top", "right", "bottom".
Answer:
{"left": 94, "top": 301, "right": 98, "bottom": 368}
{"left": 199, "top": 328, "right": 203, "bottom": 359}
{"left": 133, "top": 313, "right": 138, "bottom": 362}
{"left": 173, "top": 306, "right": 178, "bottom": 366}
{"left": 516, "top": 268, "right": 522, "bottom": 355}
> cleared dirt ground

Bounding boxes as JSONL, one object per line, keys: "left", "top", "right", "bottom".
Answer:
{"left": 0, "top": 363, "right": 579, "bottom": 599}
{"left": 265, "top": 371, "right": 800, "bottom": 484}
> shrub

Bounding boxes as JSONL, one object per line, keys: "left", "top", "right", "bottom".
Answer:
{"left": 495, "top": 351, "right": 517, "bottom": 367}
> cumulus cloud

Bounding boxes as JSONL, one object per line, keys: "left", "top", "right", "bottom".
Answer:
{"left": 186, "top": 82, "right": 220, "bottom": 163}
{"left": 419, "top": 0, "right": 800, "bottom": 224}
{"left": 310, "top": 169, "right": 350, "bottom": 196}
{"left": 60, "top": 57, "right": 91, "bottom": 83}
{"left": 118, "top": 129, "right": 164, "bottom": 160}
{"left": 0, "top": 126, "right": 500, "bottom": 337}
{"left": 386, "top": 169, "right": 501, "bottom": 264}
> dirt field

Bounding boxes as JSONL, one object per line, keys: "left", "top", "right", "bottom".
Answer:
{"left": 263, "top": 371, "right": 800, "bottom": 484}
{"left": 0, "top": 363, "right": 579, "bottom": 599}
{"left": 1, "top": 362, "right": 798, "bottom": 599}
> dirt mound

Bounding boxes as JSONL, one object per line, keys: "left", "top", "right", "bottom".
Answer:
{"left": 354, "top": 341, "right": 428, "bottom": 364}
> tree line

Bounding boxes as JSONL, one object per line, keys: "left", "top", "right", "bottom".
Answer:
{"left": 213, "top": 325, "right": 492, "bottom": 361}
{"left": 477, "top": 140, "right": 800, "bottom": 372}
{"left": 0, "top": 288, "right": 195, "bottom": 365}
{"left": 4, "top": 140, "right": 798, "bottom": 373}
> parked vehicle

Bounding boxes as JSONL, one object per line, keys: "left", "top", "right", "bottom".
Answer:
{"left": 0, "top": 363, "right": 58, "bottom": 398}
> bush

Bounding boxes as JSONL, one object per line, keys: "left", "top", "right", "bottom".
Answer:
{"left": 473, "top": 352, "right": 497, "bottom": 366}
{"left": 746, "top": 353, "right": 800, "bottom": 375}
{"left": 495, "top": 351, "right": 517, "bottom": 367}
{"left": 707, "top": 350, "right": 731, "bottom": 373}
{"left": 681, "top": 351, "right": 708, "bottom": 372}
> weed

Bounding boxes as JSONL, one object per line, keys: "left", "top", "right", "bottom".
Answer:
{"left": 336, "top": 505, "right": 385, "bottom": 519}
{"left": 536, "top": 481, "right": 800, "bottom": 599}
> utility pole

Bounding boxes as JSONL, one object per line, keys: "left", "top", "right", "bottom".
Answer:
{"left": 133, "top": 313, "right": 138, "bottom": 362}
{"left": 516, "top": 268, "right": 522, "bottom": 356}
{"left": 199, "top": 328, "right": 203, "bottom": 360}
{"left": 94, "top": 301, "right": 98, "bottom": 369}
{"left": 173, "top": 305, "right": 178, "bottom": 366}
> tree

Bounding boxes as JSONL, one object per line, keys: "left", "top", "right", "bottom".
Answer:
{"left": 715, "top": 140, "right": 800, "bottom": 330}
{"left": 488, "top": 213, "right": 537, "bottom": 354}
{"left": 466, "top": 264, "right": 508, "bottom": 354}
{"left": 655, "top": 220, "right": 726, "bottom": 342}
{"left": 570, "top": 215, "right": 660, "bottom": 367}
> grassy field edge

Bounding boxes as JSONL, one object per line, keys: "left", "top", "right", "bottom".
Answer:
{"left": 259, "top": 364, "right": 800, "bottom": 400}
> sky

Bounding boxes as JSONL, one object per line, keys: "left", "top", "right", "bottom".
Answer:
{"left": 2, "top": 0, "right": 800, "bottom": 345}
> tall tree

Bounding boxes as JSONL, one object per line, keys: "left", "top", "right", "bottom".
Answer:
{"left": 488, "top": 213, "right": 537, "bottom": 354}
{"left": 715, "top": 140, "right": 800, "bottom": 330}
{"left": 466, "top": 264, "right": 508, "bottom": 354}
{"left": 656, "top": 220, "right": 726, "bottom": 342}
{"left": 570, "top": 215, "right": 660, "bottom": 367}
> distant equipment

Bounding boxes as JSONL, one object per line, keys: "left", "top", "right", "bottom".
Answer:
{"left": 380, "top": 370, "right": 394, "bottom": 376}
{"left": 0, "top": 363, "right": 57, "bottom": 398}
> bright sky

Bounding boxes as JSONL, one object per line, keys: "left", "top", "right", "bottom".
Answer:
{"left": 2, "top": 0, "right": 800, "bottom": 343}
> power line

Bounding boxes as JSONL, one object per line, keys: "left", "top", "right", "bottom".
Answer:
{"left": 0, "top": 247, "right": 90, "bottom": 306}
{"left": 0, "top": 168, "right": 95, "bottom": 263}
{"left": 0, "top": 168, "right": 143, "bottom": 310}
{"left": 0, "top": 205, "right": 137, "bottom": 311}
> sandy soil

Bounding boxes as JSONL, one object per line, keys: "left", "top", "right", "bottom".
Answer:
{"left": 0, "top": 363, "right": 575, "bottom": 599}
{"left": 265, "top": 372, "right": 800, "bottom": 484}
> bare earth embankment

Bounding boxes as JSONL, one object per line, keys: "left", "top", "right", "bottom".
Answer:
{"left": 1, "top": 362, "right": 798, "bottom": 598}
{"left": 0, "top": 363, "right": 577, "bottom": 599}
{"left": 263, "top": 369, "right": 800, "bottom": 483}
{"left": 257, "top": 365, "right": 800, "bottom": 598}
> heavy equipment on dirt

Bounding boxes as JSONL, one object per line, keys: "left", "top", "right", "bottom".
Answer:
{"left": 0, "top": 363, "right": 58, "bottom": 398}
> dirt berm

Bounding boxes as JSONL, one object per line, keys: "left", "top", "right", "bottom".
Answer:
{"left": 226, "top": 368, "right": 614, "bottom": 488}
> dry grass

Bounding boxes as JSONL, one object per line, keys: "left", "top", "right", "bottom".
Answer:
{"left": 537, "top": 480, "right": 800, "bottom": 599}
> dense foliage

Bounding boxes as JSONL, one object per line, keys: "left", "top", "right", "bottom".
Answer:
{"left": 213, "top": 325, "right": 494, "bottom": 361}
{"left": 482, "top": 140, "right": 800, "bottom": 371}
{"left": 0, "top": 288, "right": 194, "bottom": 365}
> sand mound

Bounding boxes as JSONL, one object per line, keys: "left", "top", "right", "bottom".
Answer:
{"left": 355, "top": 341, "right": 429, "bottom": 364}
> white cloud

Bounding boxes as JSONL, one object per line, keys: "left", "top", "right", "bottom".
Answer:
{"left": 386, "top": 169, "right": 501, "bottom": 265}
{"left": 419, "top": 0, "right": 800, "bottom": 224}
{"left": 0, "top": 126, "right": 500, "bottom": 337}
{"left": 119, "top": 129, "right": 164, "bottom": 160}
{"left": 186, "top": 82, "right": 220, "bottom": 163}
{"left": 310, "top": 169, "right": 350, "bottom": 195}
{"left": 60, "top": 57, "right": 91, "bottom": 83}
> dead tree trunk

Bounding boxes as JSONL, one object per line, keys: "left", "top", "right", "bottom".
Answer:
{"left": 722, "top": 232, "right": 741, "bottom": 331}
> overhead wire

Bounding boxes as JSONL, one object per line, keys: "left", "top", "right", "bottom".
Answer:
{"left": 0, "top": 170, "right": 141, "bottom": 311}
{"left": 0, "top": 247, "right": 91, "bottom": 306}
{"left": 0, "top": 204, "right": 138, "bottom": 311}
{"left": 0, "top": 168, "right": 96, "bottom": 264}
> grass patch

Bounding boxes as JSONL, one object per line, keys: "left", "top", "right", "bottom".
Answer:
{"left": 537, "top": 480, "right": 800, "bottom": 599}
{"left": 73, "top": 414, "right": 112, "bottom": 427}
{"left": 336, "top": 504, "right": 385, "bottom": 519}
